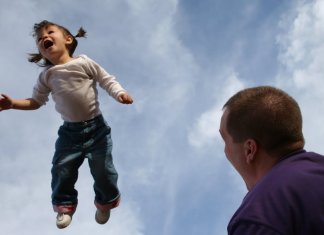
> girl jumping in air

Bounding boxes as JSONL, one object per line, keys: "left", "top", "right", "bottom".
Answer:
{"left": 0, "top": 20, "right": 133, "bottom": 229}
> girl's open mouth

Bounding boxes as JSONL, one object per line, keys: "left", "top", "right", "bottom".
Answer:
{"left": 44, "top": 40, "right": 54, "bottom": 49}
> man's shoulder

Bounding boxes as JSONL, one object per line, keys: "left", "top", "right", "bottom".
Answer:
{"left": 230, "top": 150, "right": 324, "bottom": 234}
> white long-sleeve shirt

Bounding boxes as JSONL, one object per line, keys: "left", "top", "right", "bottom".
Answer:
{"left": 32, "top": 55, "right": 126, "bottom": 122}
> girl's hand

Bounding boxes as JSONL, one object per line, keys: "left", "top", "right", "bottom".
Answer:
{"left": 0, "top": 94, "right": 13, "bottom": 111}
{"left": 118, "top": 93, "right": 133, "bottom": 104}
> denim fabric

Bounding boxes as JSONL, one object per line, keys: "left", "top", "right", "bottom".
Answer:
{"left": 51, "top": 115, "right": 120, "bottom": 213}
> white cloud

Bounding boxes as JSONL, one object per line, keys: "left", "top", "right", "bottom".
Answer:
{"left": 188, "top": 72, "right": 245, "bottom": 148}
{"left": 276, "top": 0, "right": 324, "bottom": 152}
{"left": 277, "top": 0, "right": 324, "bottom": 89}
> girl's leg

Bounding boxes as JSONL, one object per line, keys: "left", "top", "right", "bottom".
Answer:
{"left": 51, "top": 152, "right": 84, "bottom": 213}
{"left": 88, "top": 124, "right": 120, "bottom": 211}
{"left": 51, "top": 125, "right": 84, "bottom": 214}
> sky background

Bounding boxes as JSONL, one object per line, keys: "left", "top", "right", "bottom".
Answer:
{"left": 1, "top": 0, "right": 324, "bottom": 234}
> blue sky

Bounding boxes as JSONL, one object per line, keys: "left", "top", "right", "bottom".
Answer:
{"left": 1, "top": 0, "right": 324, "bottom": 234}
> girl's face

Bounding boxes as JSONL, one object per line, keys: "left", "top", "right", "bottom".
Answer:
{"left": 36, "top": 25, "right": 73, "bottom": 64}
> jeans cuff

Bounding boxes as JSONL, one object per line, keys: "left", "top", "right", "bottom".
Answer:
{"left": 95, "top": 196, "right": 120, "bottom": 212}
{"left": 53, "top": 204, "right": 77, "bottom": 214}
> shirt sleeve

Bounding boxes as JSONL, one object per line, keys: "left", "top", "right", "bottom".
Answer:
{"left": 31, "top": 71, "right": 50, "bottom": 106}
{"left": 229, "top": 222, "right": 283, "bottom": 235}
{"left": 83, "top": 55, "right": 126, "bottom": 100}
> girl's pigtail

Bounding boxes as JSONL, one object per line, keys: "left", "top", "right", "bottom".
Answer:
{"left": 28, "top": 53, "right": 52, "bottom": 66}
{"left": 28, "top": 53, "right": 43, "bottom": 64}
{"left": 68, "top": 27, "right": 86, "bottom": 56}
{"left": 75, "top": 27, "right": 87, "bottom": 38}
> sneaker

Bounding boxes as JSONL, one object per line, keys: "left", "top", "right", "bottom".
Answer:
{"left": 56, "top": 213, "right": 72, "bottom": 229}
{"left": 95, "top": 209, "right": 110, "bottom": 224}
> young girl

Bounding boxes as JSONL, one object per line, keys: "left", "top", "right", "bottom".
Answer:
{"left": 0, "top": 20, "right": 133, "bottom": 229}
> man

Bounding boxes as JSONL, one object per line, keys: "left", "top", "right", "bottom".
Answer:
{"left": 219, "top": 86, "right": 324, "bottom": 235}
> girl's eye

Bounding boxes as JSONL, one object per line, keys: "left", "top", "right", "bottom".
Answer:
{"left": 48, "top": 30, "right": 54, "bottom": 34}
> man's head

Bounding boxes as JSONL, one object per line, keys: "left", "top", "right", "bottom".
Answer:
{"left": 222, "top": 86, "right": 305, "bottom": 158}
{"left": 219, "top": 86, "right": 305, "bottom": 190}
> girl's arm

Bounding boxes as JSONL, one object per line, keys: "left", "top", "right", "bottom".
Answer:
{"left": 0, "top": 94, "right": 41, "bottom": 111}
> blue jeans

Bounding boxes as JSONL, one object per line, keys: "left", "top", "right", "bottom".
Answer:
{"left": 51, "top": 115, "right": 120, "bottom": 214}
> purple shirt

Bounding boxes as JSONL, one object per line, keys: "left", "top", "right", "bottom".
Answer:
{"left": 228, "top": 150, "right": 324, "bottom": 235}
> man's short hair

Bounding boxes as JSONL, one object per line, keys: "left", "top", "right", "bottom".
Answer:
{"left": 223, "top": 86, "right": 305, "bottom": 157}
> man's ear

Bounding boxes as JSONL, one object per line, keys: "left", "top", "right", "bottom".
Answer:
{"left": 244, "top": 139, "right": 258, "bottom": 164}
